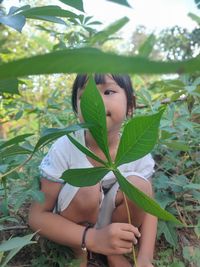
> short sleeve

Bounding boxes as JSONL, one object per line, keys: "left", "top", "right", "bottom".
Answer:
{"left": 121, "top": 154, "right": 155, "bottom": 181}
{"left": 39, "top": 136, "right": 70, "bottom": 183}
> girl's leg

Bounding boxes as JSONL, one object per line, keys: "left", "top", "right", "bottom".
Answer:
{"left": 108, "top": 176, "right": 153, "bottom": 267}
{"left": 60, "top": 183, "right": 102, "bottom": 267}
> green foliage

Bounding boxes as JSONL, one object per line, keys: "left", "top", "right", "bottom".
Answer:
{"left": 0, "top": 48, "right": 199, "bottom": 84}
{"left": 0, "top": 233, "right": 36, "bottom": 267}
{"left": 0, "top": 0, "right": 199, "bottom": 266}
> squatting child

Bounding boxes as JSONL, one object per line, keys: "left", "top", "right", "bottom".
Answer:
{"left": 29, "top": 74, "right": 157, "bottom": 267}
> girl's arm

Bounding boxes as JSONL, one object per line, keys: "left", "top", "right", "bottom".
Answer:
{"left": 28, "top": 179, "right": 140, "bottom": 255}
{"left": 28, "top": 179, "right": 86, "bottom": 248}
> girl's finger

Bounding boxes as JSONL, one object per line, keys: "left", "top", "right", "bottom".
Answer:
{"left": 120, "top": 223, "right": 141, "bottom": 237}
{"left": 119, "top": 231, "right": 139, "bottom": 244}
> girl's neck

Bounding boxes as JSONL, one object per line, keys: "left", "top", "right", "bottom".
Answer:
{"left": 85, "top": 130, "right": 120, "bottom": 151}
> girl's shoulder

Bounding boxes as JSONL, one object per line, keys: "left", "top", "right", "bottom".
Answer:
{"left": 39, "top": 130, "right": 85, "bottom": 182}
{"left": 52, "top": 129, "right": 85, "bottom": 153}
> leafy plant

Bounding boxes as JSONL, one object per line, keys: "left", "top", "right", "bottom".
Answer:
{"left": 0, "top": 1, "right": 199, "bottom": 266}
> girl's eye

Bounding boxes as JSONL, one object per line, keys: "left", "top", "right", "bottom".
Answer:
{"left": 104, "top": 89, "right": 115, "bottom": 95}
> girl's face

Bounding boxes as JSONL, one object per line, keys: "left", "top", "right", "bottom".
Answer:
{"left": 77, "top": 75, "right": 130, "bottom": 134}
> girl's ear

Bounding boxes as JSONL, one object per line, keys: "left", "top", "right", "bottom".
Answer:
{"left": 127, "top": 108, "right": 134, "bottom": 118}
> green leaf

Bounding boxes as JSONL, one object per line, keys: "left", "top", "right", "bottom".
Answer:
{"left": 0, "top": 12, "right": 25, "bottom": 32}
{"left": 19, "top": 5, "right": 78, "bottom": 19}
{"left": 188, "top": 12, "right": 200, "bottom": 25}
{"left": 106, "top": 0, "right": 131, "bottom": 8}
{"left": 169, "top": 261, "right": 185, "bottom": 267}
{"left": 0, "top": 233, "right": 36, "bottom": 267}
{"left": 0, "top": 79, "right": 19, "bottom": 94}
{"left": 138, "top": 34, "right": 156, "bottom": 58}
{"left": 34, "top": 123, "right": 89, "bottom": 152}
{"left": 61, "top": 167, "right": 109, "bottom": 186}
{"left": 88, "top": 17, "right": 129, "bottom": 45}
{"left": 0, "top": 216, "right": 19, "bottom": 224}
{"left": 158, "top": 221, "right": 178, "bottom": 247}
{"left": 114, "top": 170, "right": 181, "bottom": 224}
{"left": 15, "top": 110, "right": 23, "bottom": 120}
{"left": 151, "top": 80, "right": 185, "bottom": 93}
{"left": 80, "top": 76, "right": 111, "bottom": 162}
{"left": 115, "top": 110, "right": 163, "bottom": 166}
{"left": 0, "top": 233, "right": 35, "bottom": 252}
{"left": 194, "top": 217, "right": 200, "bottom": 238}
{"left": 183, "top": 183, "right": 200, "bottom": 190}
{"left": 26, "top": 15, "right": 67, "bottom": 26}
{"left": 161, "top": 140, "right": 189, "bottom": 151}
{"left": 67, "top": 134, "right": 107, "bottom": 166}
{"left": 58, "top": 0, "right": 84, "bottom": 12}
{"left": 0, "top": 48, "right": 199, "bottom": 80}
{"left": 0, "top": 133, "right": 33, "bottom": 150}
{"left": 1, "top": 145, "right": 33, "bottom": 158}
{"left": 0, "top": 165, "right": 9, "bottom": 174}
{"left": 1, "top": 247, "right": 21, "bottom": 267}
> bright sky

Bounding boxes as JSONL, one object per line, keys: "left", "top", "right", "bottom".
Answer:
{"left": 3, "top": 0, "right": 200, "bottom": 40}
{"left": 83, "top": 0, "right": 199, "bottom": 38}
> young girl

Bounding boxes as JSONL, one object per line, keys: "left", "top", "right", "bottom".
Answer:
{"left": 29, "top": 74, "right": 157, "bottom": 267}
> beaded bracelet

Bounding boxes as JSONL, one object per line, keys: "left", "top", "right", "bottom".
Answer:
{"left": 81, "top": 224, "right": 93, "bottom": 251}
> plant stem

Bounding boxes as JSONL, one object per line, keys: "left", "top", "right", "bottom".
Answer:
{"left": 0, "top": 154, "right": 33, "bottom": 181}
{"left": 122, "top": 192, "right": 138, "bottom": 267}
{"left": 174, "top": 201, "right": 188, "bottom": 226}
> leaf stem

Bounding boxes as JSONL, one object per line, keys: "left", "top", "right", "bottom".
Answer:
{"left": 122, "top": 192, "right": 138, "bottom": 267}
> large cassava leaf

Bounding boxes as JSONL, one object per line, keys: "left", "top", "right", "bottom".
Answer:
{"left": 0, "top": 133, "right": 33, "bottom": 150}
{"left": 0, "top": 79, "right": 19, "bottom": 94}
{"left": 115, "top": 110, "right": 163, "bottom": 166}
{"left": 88, "top": 17, "right": 129, "bottom": 45}
{"left": 114, "top": 170, "right": 181, "bottom": 224}
{"left": 61, "top": 167, "right": 109, "bottom": 186}
{"left": 0, "top": 48, "right": 199, "bottom": 81}
{"left": 67, "top": 134, "right": 107, "bottom": 166}
{"left": 80, "top": 76, "right": 111, "bottom": 162}
{"left": 34, "top": 123, "right": 89, "bottom": 152}
{"left": 58, "top": 0, "right": 84, "bottom": 12}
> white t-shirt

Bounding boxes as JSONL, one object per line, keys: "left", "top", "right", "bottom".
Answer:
{"left": 39, "top": 130, "right": 155, "bottom": 189}
{"left": 39, "top": 130, "right": 155, "bottom": 215}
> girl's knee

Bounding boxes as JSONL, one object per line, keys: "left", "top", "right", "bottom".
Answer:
{"left": 74, "top": 184, "right": 102, "bottom": 212}
{"left": 61, "top": 184, "right": 102, "bottom": 224}
{"left": 127, "top": 175, "right": 153, "bottom": 197}
{"left": 115, "top": 176, "right": 153, "bottom": 207}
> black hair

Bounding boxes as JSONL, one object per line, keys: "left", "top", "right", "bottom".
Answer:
{"left": 71, "top": 73, "right": 136, "bottom": 114}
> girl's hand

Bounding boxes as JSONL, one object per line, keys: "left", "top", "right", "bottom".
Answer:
{"left": 86, "top": 222, "right": 141, "bottom": 255}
